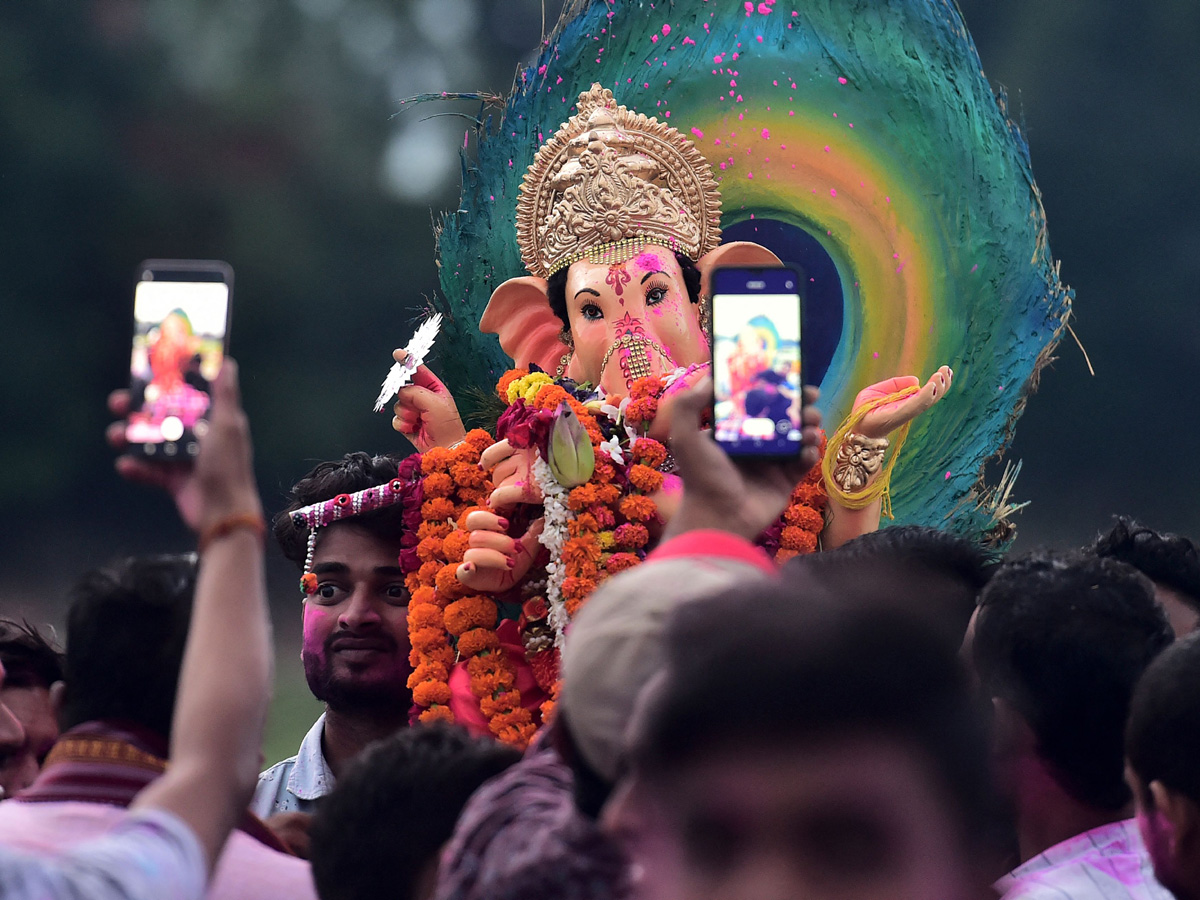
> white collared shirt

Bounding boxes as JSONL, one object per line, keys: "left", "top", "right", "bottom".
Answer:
{"left": 250, "top": 714, "right": 334, "bottom": 819}
{"left": 996, "top": 819, "right": 1172, "bottom": 900}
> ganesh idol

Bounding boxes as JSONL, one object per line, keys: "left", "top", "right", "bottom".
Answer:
{"left": 387, "top": 86, "right": 952, "bottom": 744}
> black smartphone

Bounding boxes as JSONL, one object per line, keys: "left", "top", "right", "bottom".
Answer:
{"left": 124, "top": 259, "right": 233, "bottom": 460}
{"left": 710, "top": 266, "right": 805, "bottom": 458}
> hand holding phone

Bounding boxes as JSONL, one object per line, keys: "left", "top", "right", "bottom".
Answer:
{"left": 663, "top": 376, "right": 822, "bottom": 542}
{"left": 709, "top": 266, "right": 807, "bottom": 458}
{"left": 124, "top": 260, "right": 233, "bottom": 461}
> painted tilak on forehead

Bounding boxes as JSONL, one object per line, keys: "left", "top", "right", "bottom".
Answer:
{"left": 606, "top": 264, "right": 631, "bottom": 297}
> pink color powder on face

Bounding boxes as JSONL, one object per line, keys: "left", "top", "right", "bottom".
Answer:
{"left": 634, "top": 251, "right": 666, "bottom": 271}
{"left": 302, "top": 605, "right": 334, "bottom": 663}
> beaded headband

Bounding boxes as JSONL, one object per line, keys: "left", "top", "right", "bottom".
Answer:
{"left": 291, "top": 477, "right": 407, "bottom": 597}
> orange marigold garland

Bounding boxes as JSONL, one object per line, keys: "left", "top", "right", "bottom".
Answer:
{"left": 761, "top": 437, "right": 829, "bottom": 563}
{"left": 405, "top": 427, "right": 534, "bottom": 740}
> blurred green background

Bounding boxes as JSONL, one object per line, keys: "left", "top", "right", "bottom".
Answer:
{"left": 1, "top": 0, "right": 1196, "bottom": 764}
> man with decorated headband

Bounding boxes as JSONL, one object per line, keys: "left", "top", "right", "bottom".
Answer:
{"left": 251, "top": 452, "right": 420, "bottom": 852}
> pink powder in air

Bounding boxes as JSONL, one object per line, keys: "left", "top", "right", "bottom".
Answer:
{"left": 761, "top": 128, "right": 770, "bottom": 139}
{"left": 662, "top": 24, "right": 671, "bottom": 35}
{"left": 714, "top": 53, "right": 724, "bottom": 63}
{"left": 691, "top": 127, "right": 704, "bottom": 139}
{"left": 838, "top": 76, "right": 847, "bottom": 84}
{"left": 651, "top": 34, "right": 658, "bottom": 43}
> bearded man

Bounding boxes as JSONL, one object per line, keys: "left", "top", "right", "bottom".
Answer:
{"left": 251, "top": 453, "right": 415, "bottom": 851}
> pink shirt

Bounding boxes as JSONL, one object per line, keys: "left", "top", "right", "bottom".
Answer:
{"left": 996, "top": 819, "right": 1172, "bottom": 900}
{"left": 0, "top": 800, "right": 317, "bottom": 900}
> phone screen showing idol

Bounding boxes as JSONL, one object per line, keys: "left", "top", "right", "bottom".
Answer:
{"left": 711, "top": 267, "right": 804, "bottom": 458}
{"left": 125, "top": 260, "right": 233, "bottom": 460}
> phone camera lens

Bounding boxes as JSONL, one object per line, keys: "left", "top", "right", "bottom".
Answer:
{"left": 785, "top": 280, "right": 794, "bottom": 289}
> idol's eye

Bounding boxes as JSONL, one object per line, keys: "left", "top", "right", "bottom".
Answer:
{"left": 645, "top": 284, "right": 669, "bottom": 305}
{"left": 581, "top": 302, "right": 604, "bottom": 321}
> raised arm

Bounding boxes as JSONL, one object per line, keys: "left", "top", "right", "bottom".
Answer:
{"left": 115, "top": 360, "right": 273, "bottom": 872}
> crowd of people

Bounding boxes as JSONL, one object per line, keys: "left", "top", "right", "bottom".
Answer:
{"left": 1, "top": 360, "right": 1199, "bottom": 900}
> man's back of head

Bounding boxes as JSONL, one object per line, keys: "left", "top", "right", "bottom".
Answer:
{"left": 309, "top": 722, "right": 521, "bottom": 900}
{"left": 973, "top": 552, "right": 1173, "bottom": 817}
{"left": 1093, "top": 516, "right": 1200, "bottom": 636}
{"left": 1127, "top": 632, "right": 1200, "bottom": 900}
{"left": 793, "top": 524, "right": 996, "bottom": 645}
{"left": 61, "top": 555, "right": 196, "bottom": 739}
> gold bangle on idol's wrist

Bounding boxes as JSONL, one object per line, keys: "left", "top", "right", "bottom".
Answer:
{"left": 831, "top": 433, "right": 890, "bottom": 494}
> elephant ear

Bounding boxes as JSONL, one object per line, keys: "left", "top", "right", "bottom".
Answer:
{"left": 479, "top": 276, "right": 569, "bottom": 373}
{"left": 695, "top": 241, "right": 783, "bottom": 299}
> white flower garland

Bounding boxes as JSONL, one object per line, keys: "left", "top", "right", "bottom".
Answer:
{"left": 532, "top": 455, "right": 572, "bottom": 648}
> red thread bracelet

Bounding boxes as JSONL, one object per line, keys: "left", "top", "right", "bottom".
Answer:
{"left": 198, "top": 513, "right": 266, "bottom": 553}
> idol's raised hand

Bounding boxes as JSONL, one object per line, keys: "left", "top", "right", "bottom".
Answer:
{"left": 455, "top": 511, "right": 545, "bottom": 593}
{"left": 480, "top": 439, "right": 543, "bottom": 513}
{"left": 853, "top": 365, "right": 953, "bottom": 439}
{"left": 390, "top": 349, "right": 467, "bottom": 453}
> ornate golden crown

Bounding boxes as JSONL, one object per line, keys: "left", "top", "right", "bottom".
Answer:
{"left": 516, "top": 84, "right": 722, "bottom": 279}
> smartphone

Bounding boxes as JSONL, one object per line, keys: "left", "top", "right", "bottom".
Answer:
{"left": 125, "top": 260, "right": 233, "bottom": 460}
{"left": 710, "top": 266, "right": 805, "bottom": 458}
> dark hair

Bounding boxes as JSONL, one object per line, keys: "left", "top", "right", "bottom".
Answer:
{"left": 309, "top": 722, "right": 521, "bottom": 900}
{"left": 274, "top": 452, "right": 408, "bottom": 567}
{"left": 796, "top": 525, "right": 997, "bottom": 644}
{"left": 0, "top": 619, "right": 63, "bottom": 690}
{"left": 1127, "top": 632, "right": 1200, "bottom": 805}
{"left": 546, "top": 251, "right": 703, "bottom": 333}
{"left": 1093, "top": 516, "right": 1200, "bottom": 609}
{"left": 60, "top": 555, "right": 196, "bottom": 737}
{"left": 631, "top": 581, "right": 998, "bottom": 854}
{"left": 550, "top": 715, "right": 615, "bottom": 819}
{"left": 973, "top": 552, "right": 1173, "bottom": 810}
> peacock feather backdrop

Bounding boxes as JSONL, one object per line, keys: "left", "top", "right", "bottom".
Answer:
{"left": 430, "top": 0, "right": 1072, "bottom": 543}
